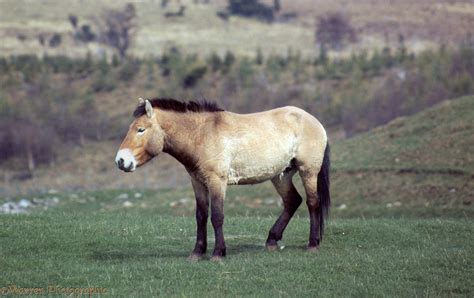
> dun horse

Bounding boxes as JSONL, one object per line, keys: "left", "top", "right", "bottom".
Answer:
{"left": 116, "top": 98, "right": 330, "bottom": 261}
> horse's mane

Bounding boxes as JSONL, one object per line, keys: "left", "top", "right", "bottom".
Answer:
{"left": 133, "top": 98, "right": 224, "bottom": 118}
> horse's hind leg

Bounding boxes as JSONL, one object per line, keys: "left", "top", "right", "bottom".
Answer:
{"left": 299, "top": 170, "right": 321, "bottom": 251}
{"left": 266, "top": 170, "right": 302, "bottom": 250}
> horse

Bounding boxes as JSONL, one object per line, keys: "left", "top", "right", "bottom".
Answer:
{"left": 115, "top": 98, "right": 330, "bottom": 261}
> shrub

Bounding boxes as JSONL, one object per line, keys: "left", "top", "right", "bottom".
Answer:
{"left": 111, "top": 54, "right": 120, "bottom": 67}
{"left": 144, "top": 62, "right": 154, "bottom": 90}
{"left": 182, "top": 65, "right": 207, "bottom": 88}
{"left": 381, "top": 46, "right": 394, "bottom": 68}
{"left": 10, "top": 54, "right": 42, "bottom": 83}
{"left": 208, "top": 52, "right": 222, "bottom": 72}
{"left": 237, "top": 58, "right": 254, "bottom": 87}
{"left": 74, "top": 52, "right": 94, "bottom": 74}
{"left": 49, "top": 33, "right": 62, "bottom": 47}
{"left": 98, "top": 3, "right": 136, "bottom": 60}
{"left": 75, "top": 24, "right": 96, "bottom": 42}
{"left": 265, "top": 54, "right": 288, "bottom": 80}
{"left": 158, "top": 48, "right": 185, "bottom": 77}
{"left": 92, "top": 73, "right": 116, "bottom": 92}
{"left": 227, "top": 0, "right": 274, "bottom": 22}
{"left": 43, "top": 55, "right": 75, "bottom": 73}
{"left": 449, "top": 72, "right": 473, "bottom": 97}
{"left": 118, "top": 58, "right": 141, "bottom": 82}
{"left": 222, "top": 51, "right": 236, "bottom": 74}
{"left": 255, "top": 48, "right": 263, "bottom": 65}
{"left": 68, "top": 14, "right": 78, "bottom": 28}
{"left": 315, "top": 12, "right": 356, "bottom": 51}
{"left": 0, "top": 115, "right": 58, "bottom": 172}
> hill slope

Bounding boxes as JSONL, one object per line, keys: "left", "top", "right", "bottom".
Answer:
{"left": 331, "top": 96, "right": 473, "bottom": 216}
{"left": 334, "top": 96, "right": 474, "bottom": 174}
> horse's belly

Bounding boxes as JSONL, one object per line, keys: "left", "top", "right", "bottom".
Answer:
{"left": 227, "top": 167, "right": 281, "bottom": 185}
{"left": 227, "top": 146, "right": 295, "bottom": 185}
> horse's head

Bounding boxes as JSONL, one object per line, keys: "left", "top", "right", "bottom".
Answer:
{"left": 115, "top": 98, "right": 165, "bottom": 172}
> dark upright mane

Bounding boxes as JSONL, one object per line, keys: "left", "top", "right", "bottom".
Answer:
{"left": 133, "top": 98, "right": 224, "bottom": 118}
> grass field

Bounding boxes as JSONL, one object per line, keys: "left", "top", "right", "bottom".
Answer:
{"left": 1, "top": 210, "right": 472, "bottom": 296}
{"left": 0, "top": 181, "right": 473, "bottom": 296}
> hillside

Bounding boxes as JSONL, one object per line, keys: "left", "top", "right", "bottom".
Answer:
{"left": 331, "top": 96, "right": 473, "bottom": 216}
{"left": 334, "top": 96, "right": 474, "bottom": 174}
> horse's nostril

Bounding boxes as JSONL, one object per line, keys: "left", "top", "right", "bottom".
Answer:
{"left": 118, "top": 158, "right": 124, "bottom": 167}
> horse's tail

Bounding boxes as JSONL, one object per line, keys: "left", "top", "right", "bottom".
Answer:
{"left": 317, "top": 142, "right": 330, "bottom": 239}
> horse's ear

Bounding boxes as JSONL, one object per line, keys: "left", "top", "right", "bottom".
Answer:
{"left": 138, "top": 97, "right": 145, "bottom": 105}
{"left": 145, "top": 100, "right": 154, "bottom": 118}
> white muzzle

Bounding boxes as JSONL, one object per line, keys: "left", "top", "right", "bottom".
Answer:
{"left": 115, "top": 149, "right": 137, "bottom": 172}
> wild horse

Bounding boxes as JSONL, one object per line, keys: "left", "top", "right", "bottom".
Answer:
{"left": 115, "top": 98, "right": 330, "bottom": 261}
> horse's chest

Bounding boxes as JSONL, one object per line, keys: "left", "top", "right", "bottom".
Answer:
{"left": 226, "top": 137, "right": 296, "bottom": 185}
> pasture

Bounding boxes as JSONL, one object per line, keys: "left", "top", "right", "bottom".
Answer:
{"left": 1, "top": 189, "right": 472, "bottom": 296}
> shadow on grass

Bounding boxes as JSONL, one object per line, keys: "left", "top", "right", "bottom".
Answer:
{"left": 89, "top": 248, "right": 189, "bottom": 260}
{"left": 230, "top": 243, "right": 310, "bottom": 255}
{"left": 89, "top": 242, "right": 309, "bottom": 261}
{"left": 229, "top": 243, "right": 265, "bottom": 255}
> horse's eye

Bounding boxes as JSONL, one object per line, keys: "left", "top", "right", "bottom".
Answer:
{"left": 137, "top": 128, "right": 146, "bottom": 134}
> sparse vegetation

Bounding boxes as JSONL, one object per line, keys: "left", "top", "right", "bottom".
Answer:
{"left": 226, "top": 0, "right": 276, "bottom": 22}
{"left": 48, "top": 33, "right": 62, "bottom": 48}
{"left": 316, "top": 12, "right": 357, "bottom": 51}
{"left": 0, "top": 43, "right": 473, "bottom": 172}
{"left": 97, "top": 3, "right": 137, "bottom": 60}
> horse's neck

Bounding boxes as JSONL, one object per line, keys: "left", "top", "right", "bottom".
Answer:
{"left": 159, "top": 111, "right": 206, "bottom": 170}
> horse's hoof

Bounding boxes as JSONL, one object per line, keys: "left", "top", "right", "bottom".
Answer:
{"left": 210, "top": 255, "right": 224, "bottom": 262}
{"left": 187, "top": 254, "right": 204, "bottom": 262}
{"left": 266, "top": 244, "right": 278, "bottom": 252}
{"left": 307, "top": 246, "right": 319, "bottom": 252}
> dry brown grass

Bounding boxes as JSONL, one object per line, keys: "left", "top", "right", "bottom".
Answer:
{"left": 0, "top": 0, "right": 472, "bottom": 58}
{"left": 1, "top": 140, "right": 191, "bottom": 196}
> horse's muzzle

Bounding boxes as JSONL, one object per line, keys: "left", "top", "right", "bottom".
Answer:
{"left": 116, "top": 158, "right": 133, "bottom": 172}
{"left": 115, "top": 149, "right": 137, "bottom": 172}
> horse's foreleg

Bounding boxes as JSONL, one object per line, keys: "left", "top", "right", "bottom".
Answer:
{"left": 266, "top": 171, "right": 302, "bottom": 250}
{"left": 188, "top": 179, "right": 209, "bottom": 261}
{"left": 208, "top": 178, "right": 227, "bottom": 261}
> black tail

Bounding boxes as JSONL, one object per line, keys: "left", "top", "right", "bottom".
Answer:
{"left": 317, "top": 143, "right": 330, "bottom": 239}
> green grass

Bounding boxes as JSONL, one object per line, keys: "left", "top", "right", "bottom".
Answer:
{"left": 331, "top": 96, "right": 474, "bottom": 210}
{"left": 1, "top": 212, "right": 472, "bottom": 296}
{"left": 333, "top": 96, "right": 474, "bottom": 174}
